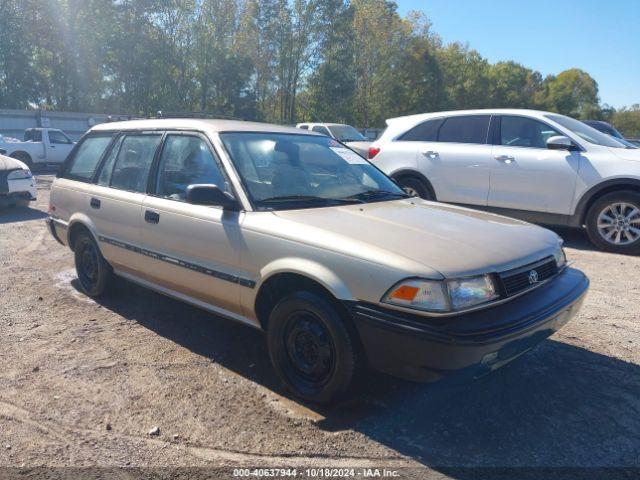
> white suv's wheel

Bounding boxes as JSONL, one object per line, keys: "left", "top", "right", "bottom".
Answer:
{"left": 396, "top": 177, "right": 432, "bottom": 200}
{"left": 586, "top": 191, "right": 640, "bottom": 254}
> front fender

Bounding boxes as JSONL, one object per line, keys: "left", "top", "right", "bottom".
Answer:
{"left": 257, "top": 257, "right": 354, "bottom": 301}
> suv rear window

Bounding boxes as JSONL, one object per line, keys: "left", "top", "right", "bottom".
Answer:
{"left": 65, "top": 135, "right": 113, "bottom": 182}
{"left": 438, "top": 115, "right": 490, "bottom": 144}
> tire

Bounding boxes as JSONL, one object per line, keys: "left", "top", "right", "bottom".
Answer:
{"left": 267, "top": 291, "right": 362, "bottom": 404}
{"left": 396, "top": 176, "right": 432, "bottom": 200}
{"left": 74, "top": 231, "right": 113, "bottom": 297}
{"left": 10, "top": 152, "right": 34, "bottom": 171}
{"left": 585, "top": 190, "right": 640, "bottom": 254}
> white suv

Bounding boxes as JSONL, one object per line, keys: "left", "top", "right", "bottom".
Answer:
{"left": 295, "top": 123, "right": 371, "bottom": 157}
{"left": 369, "top": 109, "right": 640, "bottom": 254}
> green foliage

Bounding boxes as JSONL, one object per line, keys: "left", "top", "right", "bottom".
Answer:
{"left": 541, "top": 68, "right": 600, "bottom": 119}
{"left": 612, "top": 105, "right": 640, "bottom": 138}
{"left": 0, "top": 0, "right": 626, "bottom": 129}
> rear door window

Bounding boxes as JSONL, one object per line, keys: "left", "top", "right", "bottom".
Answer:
{"left": 96, "top": 135, "right": 124, "bottom": 186}
{"left": 109, "top": 134, "right": 162, "bottom": 193}
{"left": 24, "top": 130, "right": 42, "bottom": 142}
{"left": 65, "top": 135, "right": 114, "bottom": 182}
{"left": 437, "top": 115, "right": 491, "bottom": 144}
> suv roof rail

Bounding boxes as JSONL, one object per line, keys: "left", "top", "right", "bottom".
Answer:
{"left": 154, "top": 111, "right": 243, "bottom": 121}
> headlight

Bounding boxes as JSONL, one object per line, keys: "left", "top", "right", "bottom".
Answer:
{"left": 553, "top": 241, "right": 567, "bottom": 269}
{"left": 447, "top": 275, "right": 499, "bottom": 310}
{"left": 382, "top": 279, "right": 449, "bottom": 312}
{"left": 383, "top": 274, "right": 499, "bottom": 313}
{"left": 7, "top": 169, "right": 32, "bottom": 180}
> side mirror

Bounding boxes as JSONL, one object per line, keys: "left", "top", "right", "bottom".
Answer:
{"left": 186, "top": 184, "right": 239, "bottom": 210}
{"left": 547, "top": 135, "right": 574, "bottom": 151}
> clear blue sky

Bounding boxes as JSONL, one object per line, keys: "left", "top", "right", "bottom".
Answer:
{"left": 396, "top": 0, "right": 640, "bottom": 108}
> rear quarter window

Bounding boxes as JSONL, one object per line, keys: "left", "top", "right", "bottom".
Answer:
{"left": 63, "top": 135, "right": 114, "bottom": 182}
{"left": 398, "top": 118, "right": 443, "bottom": 141}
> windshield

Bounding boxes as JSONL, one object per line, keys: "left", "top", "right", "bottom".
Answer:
{"left": 220, "top": 132, "right": 406, "bottom": 210}
{"left": 607, "top": 125, "right": 626, "bottom": 140}
{"left": 546, "top": 114, "right": 630, "bottom": 148}
{"left": 327, "top": 125, "right": 366, "bottom": 142}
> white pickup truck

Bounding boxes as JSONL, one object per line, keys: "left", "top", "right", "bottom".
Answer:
{"left": 0, "top": 128, "right": 75, "bottom": 169}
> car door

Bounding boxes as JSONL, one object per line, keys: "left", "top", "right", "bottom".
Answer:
{"left": 139, "top": 132, "right": 246, "bottom": 316}
{"left": 410, "top": 115, "right": 492, "bottom": 205}
{"left": 488, "top": 115, "right": 580, "bottom": 214}
{"left": 90, "top": 132, "right": 163, "bottom": 274}
{"left": 47, "top": 130, "right": 75, "bottom": 164}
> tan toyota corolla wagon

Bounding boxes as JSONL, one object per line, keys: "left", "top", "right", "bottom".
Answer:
{"left": 47, "top": 119, "right": 589, "bottom": 403}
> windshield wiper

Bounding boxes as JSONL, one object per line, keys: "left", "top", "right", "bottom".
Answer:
{"left": 260, "top": 195, "right": 362, "bottom": 205}
{"left": 345, "top": 190, "right": 409, "bottom": 201}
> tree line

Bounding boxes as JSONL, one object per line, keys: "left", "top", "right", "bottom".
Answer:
{"left": 1, "top": 0, "right": 638, "bottom": 136}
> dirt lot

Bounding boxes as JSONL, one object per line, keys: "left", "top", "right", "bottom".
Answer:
{"left": 0, "top": 175, "right": 639, "bottom": 478}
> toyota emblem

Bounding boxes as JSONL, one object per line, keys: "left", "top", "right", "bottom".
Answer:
{"left": 528, "top": 270, "right": 539, "bottom": 284}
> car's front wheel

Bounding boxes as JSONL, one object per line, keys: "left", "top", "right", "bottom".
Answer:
{"left": 267, "top": 291, "right": 362, "bottom": 404}
{"left": 586, "top": 191, "right": 640, "bottom": 254}
{"left": 74, "top": 231, "right": 113, "bottom": 297}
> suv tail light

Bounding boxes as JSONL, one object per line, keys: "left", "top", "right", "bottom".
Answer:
{"left": 368, "top": 146, "right": 381, "bottom": 159}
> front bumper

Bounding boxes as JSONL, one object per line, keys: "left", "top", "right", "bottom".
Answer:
{"left": 0, "top": 191, "right": 34, "bottom": 206}
{"left": 347, "top": 267, "right": 589, "bottom": 382}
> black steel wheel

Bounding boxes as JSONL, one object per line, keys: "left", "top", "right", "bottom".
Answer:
{"left": 74, "top": 230, "right": 113, "bottom": 297}
{"left": 267, "top": 291, "right": 362, "bottom": 404}
{"left": 284, "top": 312, "right": 336, "bottom": 385}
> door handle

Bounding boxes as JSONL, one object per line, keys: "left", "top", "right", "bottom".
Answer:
{"left": 90, "top": 198, "right": 101, "bottom": 209}
{"left": 421, "top": 150, "right": 439, "bottom": 158}
{"left": 495, "top": 155, "right": 515, "bottom": 164}
{"left": 144, "top": 210, "right": 160, "bottom": 224}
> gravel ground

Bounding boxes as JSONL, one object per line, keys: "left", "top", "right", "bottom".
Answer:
{"left": 0, "top": 175, "right": 638, "bottom": 479}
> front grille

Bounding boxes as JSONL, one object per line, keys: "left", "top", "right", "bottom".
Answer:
{"left": 498, "top": 257, "right": 558, "bottom": 297}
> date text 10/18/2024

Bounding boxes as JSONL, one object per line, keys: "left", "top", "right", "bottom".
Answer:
{"left": 233, "top": 468, "right": 400, "bottom": 478}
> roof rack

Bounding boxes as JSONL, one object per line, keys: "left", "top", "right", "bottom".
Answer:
{"left": 154, "top": 111, "right": 243, "bottom": 121}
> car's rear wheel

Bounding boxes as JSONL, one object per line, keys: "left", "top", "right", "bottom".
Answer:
{"left": 267, "top": 291, "right": 361, "bottom": 404}
{"left": 396, "top": 176, "right": 432, "bottom": 200}
{"left": 586, "top": 191, "right": 640, "bottom": 254}
{"left": 74, "top": 231, "right": 113, "bottom": 297}
{"left": 10, "top": 152, "right": 33, "bottom": 171}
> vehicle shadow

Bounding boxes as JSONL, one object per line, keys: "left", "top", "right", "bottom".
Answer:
{"left": 0, "top": 205, "right": 48, "bottom": 224}
{"left": 82, "top": 277, "right": 640, "bottom": 472}
{"left": 545, "top": 226, "right": 595, "bottom": 252}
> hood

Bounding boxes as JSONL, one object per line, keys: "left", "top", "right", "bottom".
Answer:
{"left": 273, "top": 199, "right": 560, "bottom": 278}
{"left": 610, "top": 146, "right": 640, "bottom": 162}
{"left": 0, "top": 154, "right": 27, "bottom": 171}
{"left": 344, "top": 141, "right": 371, "bottom": 157}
